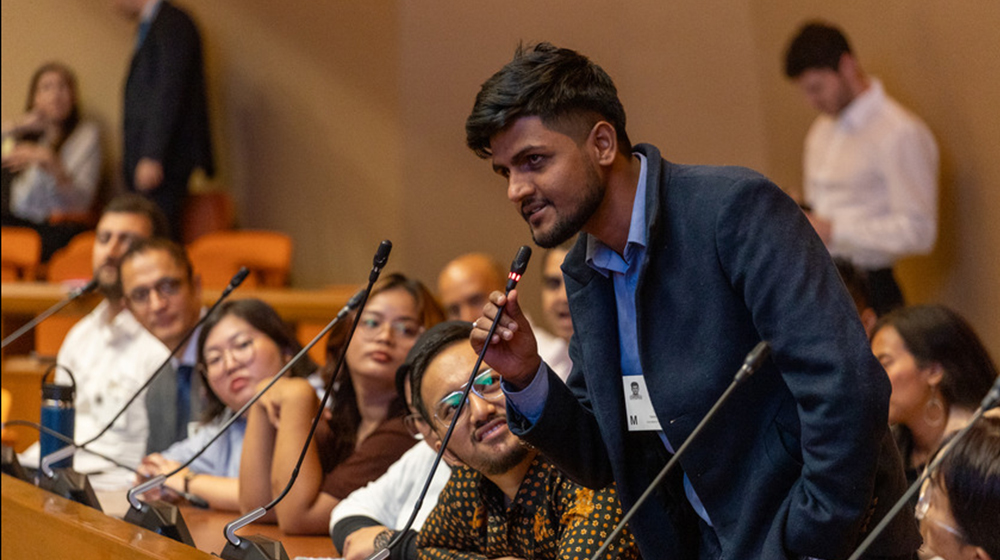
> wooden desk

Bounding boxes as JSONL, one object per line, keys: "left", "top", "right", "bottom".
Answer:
{"left": 1, "top": 282, "right": 359, "bottom": 323}
{"left": 182, "top": 505, "right": 338, "bottom": 558}
{"left": 2, "top": 475, "right": 338, "bottom": 559}
{"left": 2, "top": 473, "right": 213, "bottom": 559}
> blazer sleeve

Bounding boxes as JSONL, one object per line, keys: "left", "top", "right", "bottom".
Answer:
{"left": 507, "top": 342, "right": 615, "bottom": 490}
{"left": 714, "top": 176, "right": 891, "bottom": 557}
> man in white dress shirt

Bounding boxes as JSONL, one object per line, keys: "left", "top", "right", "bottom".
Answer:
{"left": 785, "top": 21, "right": 938, "bottom": 314}
{"left": 24, "top": 195, "right": 171, "bottom": 485}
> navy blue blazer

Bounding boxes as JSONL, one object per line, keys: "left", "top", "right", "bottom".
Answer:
{"left": 123, "top": 1, "right": 213, "bottom": 192}
{"left": 508, "top": 144, "right": 919, "bottom": 559}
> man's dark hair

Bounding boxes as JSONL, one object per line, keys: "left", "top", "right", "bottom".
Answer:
{"left": 120, "top": 237, "right": 194, "bottom": 281}
{"left": 397, "top": 321, "right": 474, "bottom": 424}
{"left": 103, "top": 193, "right": 171, "bottom": 239}
{"left": 466, "top": 42, "right": 631, "bottom": 159}
{"left": 932, "top": 415, "right": 1000, "bottom": 558}
{"left": 784, "top": 22, "right": 853, "bottom": 78}
{"left": 872, "top": 305, "right": 998, "bottom": 410}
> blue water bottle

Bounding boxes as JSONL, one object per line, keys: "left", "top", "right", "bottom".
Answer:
{"left": 40, "top": 365, "right": 76, "bottom": 470}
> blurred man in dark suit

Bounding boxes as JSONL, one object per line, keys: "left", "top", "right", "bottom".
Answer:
{"left": 114, "top": 0, "right": 213, "bottom": 239}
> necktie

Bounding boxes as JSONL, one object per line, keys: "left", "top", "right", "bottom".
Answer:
{"left": 135, "top": 19, "right": 151, "bottom": 51}
{"left": 176, "top": 364, "right": 193, "bottom": 439}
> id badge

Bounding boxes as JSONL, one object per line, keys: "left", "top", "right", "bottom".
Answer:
{"left": 623, "top": 375, "right": 662, "bottom": 431}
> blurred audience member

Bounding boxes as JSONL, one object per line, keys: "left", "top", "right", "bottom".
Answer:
{"left": 114, "top": 0, "right": 214, "bottom": 239}
{"left": 137, "top": 298, "right": 316, "bottom": 511}
{"left": 438, "top": 250, "right": 572, "bottom": 379}
{"left": 18, "top": 195, "right": 169, "bottom": 484}
{"left": 871, "top": 305, "right": 998, "bottom": 487}
{"left": 835, "top": 257, "right": 878, "bottom": 336}
{"left": 2, "top": 62, "right": 101, "bottom": 260}
{"left": 239, "top": 274, "right": 443, "bottom": 534}
{"left": 437, "top": 253, "right": 505, "bottom": 322}
{"left": 785, "top": 22, "right": 938, "bottom": 315}
{"left": 536, "top": 240, "right": 574, "bottom": 380}
{"left": 917, "top": 415, "right": 999, "bottom": 560}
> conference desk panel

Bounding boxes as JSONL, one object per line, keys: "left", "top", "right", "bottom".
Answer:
{"left": 2, "top": 475, "right": 339, "bottom": 559}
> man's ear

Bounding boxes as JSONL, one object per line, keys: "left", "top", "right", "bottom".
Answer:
{"left": 589, "top": 121, "right": 618, "bottom": 167}
{"left": 837, "top": 52, "right": 857, "bottom": 76}
{"left": 968, "top": 545, "right": 993, "bottom": 560}
{"left": 432, "top": 439, "right": 464, "bottom": 468}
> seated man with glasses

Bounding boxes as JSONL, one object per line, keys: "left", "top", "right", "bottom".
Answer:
{"left": 119, "top": 237, "right": 207, "bottom": 454}
{"left": 378, "top": 321, "right": 640, "bottom": 560}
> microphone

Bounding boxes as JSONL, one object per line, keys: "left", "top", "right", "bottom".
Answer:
{"left": 846, "top": 374, "right": 1000, "bottom": 560}
{"left": 588, "top": 341, "right": 771, "bottom": 560}
{"left": 1, "top": 277, "right": 99, "bottom": 349}
{"left": 2, "top": 419, "right": 209, "bottom": 508}
{"left": 367, "top": 245, "right": 533, "bottom": 560}
{"left": 35, "top": 266, "right": 250, "bottom": 544}
{"left": 218, "top": 241, "right": 392, "bottom": 560}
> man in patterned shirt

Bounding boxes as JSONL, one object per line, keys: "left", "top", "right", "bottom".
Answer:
{"left": 402, "top": 321, "right": 638, "bottom": 560}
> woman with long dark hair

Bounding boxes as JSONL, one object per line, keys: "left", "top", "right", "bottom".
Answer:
{"left": 240, "top": 273, "right": 444, "bottom": 534}
{"left": 871, "top": 305, "right": 998, "bottom": 485}
{"left": 2, "top": 62, "right": 101, "bottom": 259}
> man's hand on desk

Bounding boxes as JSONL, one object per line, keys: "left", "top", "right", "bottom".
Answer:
{"left": 341, "top": 525, "right": 389, "bottom": 560}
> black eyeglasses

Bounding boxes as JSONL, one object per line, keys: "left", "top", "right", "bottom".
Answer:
{"left": 126, "top": 277, "right": 183, "bottom": 305}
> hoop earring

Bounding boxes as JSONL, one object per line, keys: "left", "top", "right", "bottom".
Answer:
{"left": 923, "top": 391, "right": 946, "bottom": 428}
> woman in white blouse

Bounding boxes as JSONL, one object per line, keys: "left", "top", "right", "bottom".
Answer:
{"left": 2, "top": 62, "right": 101, "bottom": 260}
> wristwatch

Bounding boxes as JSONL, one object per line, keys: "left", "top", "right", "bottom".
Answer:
{"left": 183, "top": 471, "right": 199, "bottom": 494}
{"left": 373, "top": 529, "right": 397, "bottom": 550}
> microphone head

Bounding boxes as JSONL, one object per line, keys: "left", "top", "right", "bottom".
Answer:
{"left": 70, "top": 277, "right": 100, "bottom": 298}
{"left": 505, "top": 245, "right": 532, "bottom": 291}
{"left": 346, "top": 288, "right": 366, "bottom": 310}
{"left": 374, "top": 240, "right": 392, "bottom": 268}
{"left": 230, "top": 267, "right": 251, "bottom": 289}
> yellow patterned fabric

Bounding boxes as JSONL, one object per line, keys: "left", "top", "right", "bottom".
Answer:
{"left": 417, "top": 456, "right": 640, "bottom": 560}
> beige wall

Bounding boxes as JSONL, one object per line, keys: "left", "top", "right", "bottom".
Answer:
{"left": 3, "top": 0, "right": 997, "bottom": 356}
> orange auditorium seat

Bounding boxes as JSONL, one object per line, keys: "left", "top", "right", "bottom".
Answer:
{"left": 36, "top": 231, "right": 96, "bottom": 357}
{"left": 188, "top": 230, "right": 292, "bottom": 289}
{"left": 1, "top": 226, "right": 42, "bottom": 281}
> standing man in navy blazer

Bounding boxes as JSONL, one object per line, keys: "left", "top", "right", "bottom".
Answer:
{"left": 115, "top": 0, "right": 213, "bottom": 239}
{"left": 467, "top": 43, "right": 920, "bottom": 559}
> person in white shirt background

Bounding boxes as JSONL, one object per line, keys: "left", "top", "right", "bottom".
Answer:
{"left": 784, "top": 21, "right": 939, "bottom": 315}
